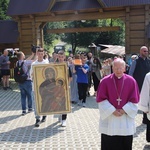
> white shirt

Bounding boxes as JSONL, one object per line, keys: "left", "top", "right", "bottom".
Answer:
{"left": 98, "top": 100, "right": 138, "bottom": 136}
{"left": 139, "top": 72, "right": 150, "bottom": 120}
{"left": 30, "top": 59, "right": 49, "bottom": 91}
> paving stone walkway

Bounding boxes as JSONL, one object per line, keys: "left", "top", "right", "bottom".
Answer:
{"left": 0, "top": 80, "right": 149, "bottom": 150}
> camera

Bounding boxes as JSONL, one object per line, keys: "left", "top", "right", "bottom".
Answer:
{"left": 31, "top": 44, "right": 40, "bottom": 53}
{"left": 8, "top": 49, "right": 13, "bottom": 57}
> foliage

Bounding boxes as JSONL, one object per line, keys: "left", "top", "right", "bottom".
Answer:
{"left": 0, "top": 0, "right": 10, "bottom": 20}
{"left": 60, "top": 19, "right": 125, "bottom": 54}
{"left": 0, "top": 0, "right": 125, "bottom": 56}
{"left": 43, "top": 22, "right": 67, "bottom": 52}
{"left": 60, "top": 20, "right": 99, "bottom": 54}
{"left": 94, "top": 19, "right": 125, "bottom": 46}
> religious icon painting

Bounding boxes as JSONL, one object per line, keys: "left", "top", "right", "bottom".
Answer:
{"left": 32, "top": 63, "right": 71, "bottom": 115}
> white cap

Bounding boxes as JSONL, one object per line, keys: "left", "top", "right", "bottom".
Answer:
{"left": 131, "top": 55, "right": 137, "bottom": 59}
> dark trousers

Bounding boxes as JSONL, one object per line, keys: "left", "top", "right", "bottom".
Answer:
{"left": 143, "top": 112, "right": 148, "bottom": 124}
{"left": 146, "top": 120, "right": 150, "bottom": 142}
{"left": 19, "top": 80, "right": 33, "bottom": 111}
{"left": 62, "top": 114, "right": 67, "bottom": 120}
{"left": 101, "top": 134, "right": 133, "bottom": 150}
{"left": 77, "top": 83, "right": 88, "bottom": 103}
{"left": 92, "top": 72, "right": 100, "bottom": 92}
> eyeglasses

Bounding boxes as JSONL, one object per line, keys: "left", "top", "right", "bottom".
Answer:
{"left": 113, "top": 67, "right": 124, "bottom": 71}
{"left": 144, "top": 51, "right": 148, "bottom": 52}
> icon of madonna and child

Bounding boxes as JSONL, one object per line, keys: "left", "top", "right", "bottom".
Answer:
{"left": 35, "top": 65, "right": 70, "bottom": 114}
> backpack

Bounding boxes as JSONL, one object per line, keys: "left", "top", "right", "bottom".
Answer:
{"left": 14, "top": 61, "right": 28, "bottom": 83}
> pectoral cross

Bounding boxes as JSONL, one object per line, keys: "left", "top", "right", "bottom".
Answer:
{"left": 117, "top": 98, "right": 122, "bottom": 105}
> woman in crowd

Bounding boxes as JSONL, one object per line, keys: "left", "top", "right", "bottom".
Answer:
{"left": 102, "top": 59, "right": 111, "bottom": 77}
{"left": 74, "top": 56, "right": 89, "bottom": 107}
{"left": 91, "top": 57, "right": 102, "bottom": 96}
{"left": 68, "top": 57, "right": 79, "bottom": 104}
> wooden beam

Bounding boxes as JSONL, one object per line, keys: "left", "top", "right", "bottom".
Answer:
{"left": 99, "top": 9, "right": 103, "bottom": 13}
{"left": 47, "top": 0, "right": 56, "bottom": 12}
{"left": 51, "top": 13, "right": 56, "bottom": 16}
{"left": 14, "top": 16, "right": 20, "bottom": 21}
{"left": 29, "top": 15, "right": 34, "bottom": 18}
{"left": 47, "top": 26, "right": 120, "bottom": 34}
{"left": 97, "top": 0, "right": 106, "bottom": 7}
{"left": 74, "top": 11, "right": 78, "bottom": 14}
{"left": 35, "top": 11, "right": 125, "bottom": 22}
{"left": 39, "top": 22, "right": 47, "bottom": 29}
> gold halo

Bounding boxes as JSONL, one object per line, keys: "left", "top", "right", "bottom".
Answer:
{"left": 42, "top": 66, "right": 57, "bottom": 79}
{"left": 56, "top": 78, "right": 65, "bottom": 87}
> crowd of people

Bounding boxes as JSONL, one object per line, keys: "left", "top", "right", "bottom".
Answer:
{"left": 1, "top": 46, "right": 150, "bottom": 149}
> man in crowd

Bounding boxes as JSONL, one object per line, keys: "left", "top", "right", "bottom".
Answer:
{"left": 30, "top": 48, "right": 49, "bottom": 127}
{"left": 97, "top": 58, "right": 139, "bottom": 150}
{"left": 129, "top": 46, "right": 150, "bottom": 124}
{"left": 139, "top": 72, "right": 150, "bottom": 143}
{"left": 16, "top": 51, "right": 36, "bottom": 115}
{"left": 56, "top": 50, "right": 72, "bottom": 127}
{"left": 49, "top": 52, "right": 58, "bottom": 62}
{"left": 0, "top": 49, "right": 11, "bottom": 90}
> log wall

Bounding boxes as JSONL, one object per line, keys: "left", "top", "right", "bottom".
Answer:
{"left": 14, "top": 4, "right": 150, "bottom": 55}
{"left": 17, "top": 17, "right": 43, "bottom": 55}
{"left": 125, "top": 5, "right": 150, "bottom": 54}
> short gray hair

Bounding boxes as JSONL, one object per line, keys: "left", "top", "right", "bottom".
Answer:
{"left": 140, "top": 46, "right": 148, "bottom": 51}
{"left": 112, "top": 58, "right": 126, "bottom": 67}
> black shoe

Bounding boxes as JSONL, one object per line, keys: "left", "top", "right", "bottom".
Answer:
{"left": 142, "top": 113, "right": 148, "bottom": 124}
{"left": 71, "top": 101, "right": 77, "bottom": 104}
{"left": 87, "top": 92, "right": 90, "bottom": 97}
{"left": 7, "top": 87, "right": 12, "bottom": 90}
{"left": 22, "top": 111, "right": 26, "bottom": 116}
{"left": 35, "top": 119, "right": 40, "bottom": 127}
{"left": 142, "top": 120, "right": 148, "bottom": 124}
{"left": 3, "top": 87, "right": 7, "bottom": 90}
{"left": 28, "top": 109, "right": 33, "bottom": 113}
{"left": 41, "top": 116, "right": 46, "bottom": 123}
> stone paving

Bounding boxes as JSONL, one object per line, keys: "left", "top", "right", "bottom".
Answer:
{"left": 0, "top": 80, "right": 150, "bottom": 150}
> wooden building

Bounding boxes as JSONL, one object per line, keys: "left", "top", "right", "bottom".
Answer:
{"left": 6, "top": 0, "right": 150, "bottom": 55}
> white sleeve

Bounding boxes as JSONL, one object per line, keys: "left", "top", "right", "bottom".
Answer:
{"left": 30, "top": 63, "right": 34, "bottom": 79}
{"left": 98, "top": 100, "right": 116, "bottom": 120}
{"left": 123, "top": 102, "right": 138, "bottom": 118}
{"left": 138, "top": 74, "right": 150, "bottom": 112}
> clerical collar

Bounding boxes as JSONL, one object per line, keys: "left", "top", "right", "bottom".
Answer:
{"left": 113, "top": 74, "right": 124, "bottom": 80}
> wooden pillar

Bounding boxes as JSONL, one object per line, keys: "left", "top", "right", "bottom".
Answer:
{"left": 40, "top": 22, "right": 47, "bottom": 48}
{"left": 18, "top": 18, "right": 22, "bottom": 52}
{"left": 145, "top": 5, "right": 150, "bottom": 49}
{"left": 16, "top": 16, "right": 44, "bottom": 55}
{"left": 125, "top": 7, "right": 130, "bottom": 54}
{"left": 40, "top": 28, "right": 44, "bottom": 48}
{"left": 16, "top": 17, "right": 34, "bottom": 55}
{"left": 32, "top": 17, "right": 37, "bottom": 46}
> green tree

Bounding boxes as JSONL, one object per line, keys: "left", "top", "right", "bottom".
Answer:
{"left": 0, "top": 0, "right": 10, "bottom": 20}
{"left": 43, "top": 22, "right": 65, "bottom": 50}
{"left": 60, "top": 19, "right": 125, "bottom": 54}
{"left": 60, "top": 20, "right": 99, "bottom": 54}
{"left": 95, "top": 19, "right": 125, "bottom": 45}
